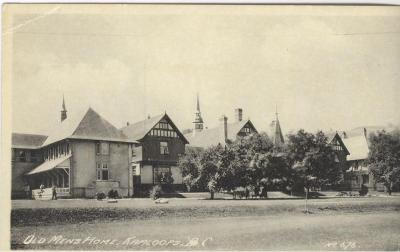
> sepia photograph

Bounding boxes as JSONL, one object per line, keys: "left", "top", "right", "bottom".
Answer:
{"left": 2, "top": 3, "right": 400, "bottom": 250}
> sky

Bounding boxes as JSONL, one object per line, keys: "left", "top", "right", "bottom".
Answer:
{"left": 5, "top": 4, "right": 400, "bottom": 136}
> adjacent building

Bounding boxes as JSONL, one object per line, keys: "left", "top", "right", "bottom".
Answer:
{"left": 121, "top": 113, "right": 189, "bottom": 196}
{"left": 11, "top": 133, "right": 48, "bottom": 198}
{"left": 185, "top": 105, "right": 258, "bottom": 148}
{"left": 341, "top": 128, "right": 386, "bottom": 191}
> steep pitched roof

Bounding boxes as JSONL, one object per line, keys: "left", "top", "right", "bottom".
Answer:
{"left": 12, "top": 133, "right": 48, "bottom": 149}
{"left": 121, "top": 113, "right": 189, "bottom": 143}
{"left": 185, "top": 119, "right": 257, "bottom": 148}
{"left": 121, "top": 114, "right": 164, "bottom": 141}
{"left": 342, "top": 135, "right": 369, "bottom": 161}
{"left": 42, "top": 107, "right": 134, "bottom": 146}
{"left": 327, "top": 132, "right": 350, "bottom": 155}
{"left": 270, "top": 118, "right": 284, "bottom": 146}
{"left": 228, "top": 120, "right": 253, "bottom": 140}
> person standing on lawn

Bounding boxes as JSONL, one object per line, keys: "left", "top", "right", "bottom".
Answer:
{"left": 52, "top": 185, "right": 57, "bottom": 200}
{"left": 24, "top": 184, "right": 31, "bottom": 199}
{"left": 39, "top": 183, "right": 45, "bottom": 198}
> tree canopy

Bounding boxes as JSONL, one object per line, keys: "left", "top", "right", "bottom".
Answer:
{"left": 179, "top": 130, "right": 346, "bottom": 198}
{"left": 368, "top": 130, "right": 400, "bottom": 195}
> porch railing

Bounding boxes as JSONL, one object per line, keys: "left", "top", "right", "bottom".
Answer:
{"left": 32, "top": 187, "right": 70, "bottom": 200}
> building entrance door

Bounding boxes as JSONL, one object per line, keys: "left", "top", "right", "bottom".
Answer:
{"left": 132, "top": 175, "right": 141, "bottom": 197}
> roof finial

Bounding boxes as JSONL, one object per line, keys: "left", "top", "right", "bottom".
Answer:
{"left": 196, "top": 92, "right": 200, "bottom": 112}
{"left": 61, "top": 94, "right": 67, "bottom": 122}
{"left": 62, "top": 94, "right": 66, "bottom": 111}
{"left": 275, "top": 104, "right": 278, "bottom": 119}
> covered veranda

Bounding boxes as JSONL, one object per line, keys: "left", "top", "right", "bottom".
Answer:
{"left": 25, "top": 154, "right": 71, "bottom": 199}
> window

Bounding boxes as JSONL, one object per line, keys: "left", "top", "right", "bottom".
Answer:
{"left": 31, "top": 151, "right": 39, "bottom": 162}
{"left": 153, "top": 167, "right": 172, "bottom": 184}
{"left": 362, "top": 174, "right": 369, "bottom": 184}
{"left": 131, "top": 146, "right": 136, "bottom": 157}
{"left": 95, "top": 142, "right": 109, "bottom": 155}
{"left": 102, "top": 170, "right": 109, "bottom": 180}
{"left": 17, "top": 150, "right": 26, "bottom": 162}
{"left": 160, "top": 142, "right": 169, "bottom": 155}
{"left": 95, "top": 142, "right": 101, "bottom": 155}
{"left": 96, "top": 162, "right": 109, "bottom": 180}
{"left": 148, "top": 120, "right": 180, "bottom": 139}
{"left": 101, "top": 142, "right": 109, "bottom": 155}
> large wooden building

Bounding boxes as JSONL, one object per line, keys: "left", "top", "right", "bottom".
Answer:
{"left": 12, "top": 100, "right": 137, "bottom": 198}
{"left": 341, "top": 128, "right": 385, "bottom": 191}
{"left": 12, "top": 97, "right": 190, "bottom": 198}
{"left": 121, "top": 113, "right": 189, "bottom": 196}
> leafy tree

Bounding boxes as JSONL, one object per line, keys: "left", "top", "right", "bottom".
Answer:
{"left": 178, "top": 147, "right": 204, "bottom": 192}
{"left": 253, "top": 151, "right": 291, "bottom": 197}
{"left": 368, "top": 130, "right": 400, "bottom": 195}
{"left": 229, "top": 133, "right": 274, "bottom": 188}
{"left": 288, "top": 130, "right": 340, "bottom": 193}
{"left": 286, "top": 129, "right": 315, "bottom": 165}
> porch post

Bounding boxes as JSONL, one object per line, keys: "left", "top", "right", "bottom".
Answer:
{"left": 62, "top": 173, "right": 65, "bottom": 188}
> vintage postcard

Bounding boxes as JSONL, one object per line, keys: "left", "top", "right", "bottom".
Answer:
{"left": 2, "top": 3, "right": 400, "bottom": 251}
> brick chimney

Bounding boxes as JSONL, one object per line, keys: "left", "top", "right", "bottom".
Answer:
{"left": 219, "top": 115, "right": 228, "bottom": 144}
{"left": 235, "top": 108, "right": 243, "bottom": 122}
{"left": 342, "top": 131, "right": 347, "bottom": 139}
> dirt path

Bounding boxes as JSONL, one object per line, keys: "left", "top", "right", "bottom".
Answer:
{"left": 11, "top": 212, "right": 400, "bottom": 250}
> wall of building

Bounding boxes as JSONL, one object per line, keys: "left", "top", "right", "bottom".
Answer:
{"left": 141, "top": 165, "right": 153, "bottom": 184}
{"left": 11, "top": 157, "right": 41, "bottom": 198}
{"left": 71, "top": 140, "right": 130, "bottom": 198}
{"left": 141, "top": 136, "right": 186, "bottom": 162}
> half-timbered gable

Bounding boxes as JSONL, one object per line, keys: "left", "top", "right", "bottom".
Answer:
{"left": 328, "top": 132, "right": 350, "bottom": 164}
{"left": 121, "top": 113, "right": 188, "bottom": 196}
{"left": 235, "top": 121, "right": 258, "bottom": 138}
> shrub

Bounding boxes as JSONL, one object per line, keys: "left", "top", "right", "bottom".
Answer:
{"left": 96, "top": 192, "right": 106, "bottom": 200}
{"left": 150, "top": 185, "right": 162, "bottom": 200}
{"left": 107, "top": 189, "right": 119, "bottom": 199}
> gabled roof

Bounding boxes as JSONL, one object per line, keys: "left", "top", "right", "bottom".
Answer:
{"left": 185, "top": 119, "right": 257, "bottom": 148}
{"left": 185, "top": 127, "right": 223, "bottom": 148}
{"left": 342, "top": 135, "right": 369, "bottom": 161}
{"left": 328, "top": 132, "right": 350, "bottom": 155}
{"left": 270, "top": 118, "right": 284, "bottom": 146}
{"left": 12, "top": 133, "right": 48, "bottom": 149}
{"left": 121, "top": 113, "right": 189, "bottom": 144}
{"left": 42, "top": 107, "right": 135, "bottom": 147}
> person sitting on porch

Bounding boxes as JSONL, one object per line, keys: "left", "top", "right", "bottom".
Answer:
{"left": 52, "top": 185, "right": 57, "bottom": 200}
{"left": 39, "top": 184, "right": 45, "bottom": 198}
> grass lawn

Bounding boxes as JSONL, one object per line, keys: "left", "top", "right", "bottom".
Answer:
{"left": 11, "top": 197, "right": 400, "bottom": 250}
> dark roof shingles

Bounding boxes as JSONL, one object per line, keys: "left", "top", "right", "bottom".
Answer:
{"left": 12, "top": 133, "right": 48, "bottom": 149}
